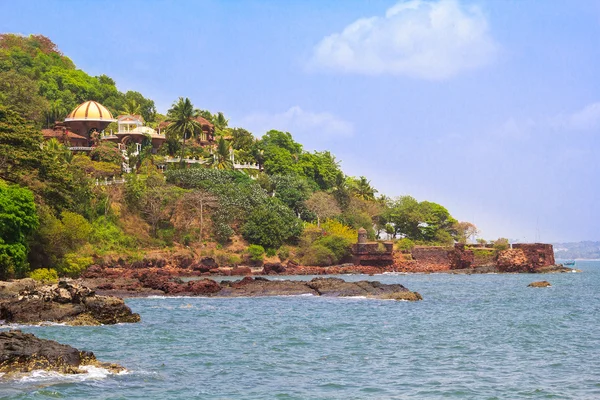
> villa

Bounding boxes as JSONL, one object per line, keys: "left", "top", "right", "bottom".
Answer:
{"left": 41, "top": 100, "right": 215, "bottom": 153}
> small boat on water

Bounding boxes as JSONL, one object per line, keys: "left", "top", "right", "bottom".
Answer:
{"left": 563, "top": 260, "right": 576, "bottom": 266}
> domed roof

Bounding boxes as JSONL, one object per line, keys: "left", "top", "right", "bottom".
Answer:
{"left": 65, "top": 101, "right": 116, "bottom": 122}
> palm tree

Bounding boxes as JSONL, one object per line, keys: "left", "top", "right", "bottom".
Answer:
{"left": 120, "top": 100, "right": 142, "bottom": 116}
{"left": 166, "top": 97, "right": 201, "bottom": 160}
{"left": 213, "top": 112, "right": 229, "bottom": 132}
{"left": 348, "top": 176, "right": 377, "bottom": 201}
{"left": 205, "top": 137, "right": 233, "bottom": 169}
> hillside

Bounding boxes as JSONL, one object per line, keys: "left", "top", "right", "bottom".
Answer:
{"left": 0, "top": 34, "right": 479, "bottom": 280}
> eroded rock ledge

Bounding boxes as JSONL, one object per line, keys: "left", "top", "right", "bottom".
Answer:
{"left": 0, "top": 330, "right": 123, "bottom": 376}
{"left": 84, "top": 274, "right": 422, "bottom": 301}
{"left": 0, "top": 280, "right": 140, "bottom": 325}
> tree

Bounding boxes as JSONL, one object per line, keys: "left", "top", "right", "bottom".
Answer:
{"left": 0, "top": 181, "right": 38, "bottom": 279}
{"left": 213, "top": 112, "right": 229, "bottom": 132}
{"left": 120, "top": 99, "right": 142, "bottom": 116}
{"left": 269, "top": 175, "right": 312, "bottom": 216}
{"left": 347, "top": 176, "right": 377, "bottom": 201}
{"left": 0, "top": 106, "right": 76, "bottom": 211}
{"left": 205, "top": 137, "right": 233, "bottom": 169}
{"left": 241, "top": 199, "right": 302, "bottom": 249}
{"left": 455, "top": 221, "right": 479, "bottom": 244}
{"left": 174, "top": 190, "right": 219, "bottom": 242}
{"left": 0, "top": 71, "right": 49, "bottom": 125}
{"left": 304, "top": 191, "right": 341, "bottom": 227}
{"left": 166, "top": 97, "right": 201, "bottom": 160}
{"left": 231, "top": 127, "right": 254, "bottom": 151}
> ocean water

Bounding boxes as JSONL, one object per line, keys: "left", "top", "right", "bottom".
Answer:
{"left": 2, "top": 262, "right": 599, "bottom": 399}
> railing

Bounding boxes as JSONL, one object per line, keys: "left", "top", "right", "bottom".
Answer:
{"left": 164, "top": 157, "right": 260, "bottom": 170}
{"left": 95, "top": 177, "right": 126, "bottom": 186}
{"left": 68, "top": 147, "right": 93, "bottom": 151}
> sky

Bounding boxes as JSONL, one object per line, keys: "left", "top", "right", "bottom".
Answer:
{"left": 2, "top": 0, "right": 600, "bottom": 243}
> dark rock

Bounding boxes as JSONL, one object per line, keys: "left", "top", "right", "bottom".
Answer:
{"left": 0, "top": 281, "right": 140, "bottom": 325}
{"left": 0, "top": 330, "right": 124, "bottom": 375}
{"left": 231, "top": 266, "right": 252, "bottom": 276}
{"left": 186, "top": 279, "right": 221, "bottom": 295}
{"left": 201, "top": 257, "right": 218, "bottom": 269}
{"left": 262, "top": 263, "right": 286, "bottom": 274}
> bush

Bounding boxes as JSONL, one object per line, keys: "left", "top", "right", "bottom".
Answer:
{"left": 396, "top": 238, "right": 415, "bottom": 252}
{"left": 493, "top": 238, "right": 510, "bottom": 251}
{"left": 321, "top": 219, "right": 357, "bottom": 242}
{"left": 316, "top": 234, "right": 352, "bottom": 264}
{"left": 266, "top": 248, "right": 277, "bottom": 257}
{"left": 247, "top": 245, "right": 265, "bottom": 262}
{"left": 29, "top": 268, "right": 58, "bottom": 283}
{"left": 301, "top": 244, "right": 336, "bottom": 266}
{"left": 278, "top": 246, "right": 290, "bottom": 261}
{"left": 57, "top": 253, "right": 93, "bottom": 277}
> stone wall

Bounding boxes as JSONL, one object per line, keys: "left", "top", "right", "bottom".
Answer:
{"left": 512, "top": 243, "right": 555, "bottom": 268}
{"left": 411, "top": 246, "right": 452, "bottom": 270}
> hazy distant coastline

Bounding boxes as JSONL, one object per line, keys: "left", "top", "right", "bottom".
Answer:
{"left": 553, "top": 241, "right": 600, "bottom": 260}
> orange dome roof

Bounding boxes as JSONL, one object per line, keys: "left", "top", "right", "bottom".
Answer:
{"left": 65, "top": 101, "right": 116, "bottom": 122}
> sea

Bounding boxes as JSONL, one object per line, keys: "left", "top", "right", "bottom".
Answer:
{"left": 1, "top": 261, "right": 599, "bottom": 399}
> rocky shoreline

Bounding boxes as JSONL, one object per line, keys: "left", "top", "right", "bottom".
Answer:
{"left": 0, "top": 279, "right": 140, "bottom": 325}
{"left": 0, "top": 330, "right": 124, "bottom": 376}
{"left": 80, "top": 274, "right": 423, "bottom": 301}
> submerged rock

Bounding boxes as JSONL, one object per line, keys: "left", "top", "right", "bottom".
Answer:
{"left": 0, "top": 330, "right": 124, "bottom": 376}
{"left": 0, "top": 281, "right": 140, "bottom": 325}
{"left": 528, "top": 281, "right": 552, "bottom": 287}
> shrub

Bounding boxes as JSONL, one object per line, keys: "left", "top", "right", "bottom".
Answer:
{"left": 299, "top": 224, "right": 325, "bottom": 248}
{"left": 493, "top": 238, "right": 510, "bottom": 251}
{"left": 58, "top": 253, "right": 94, "bottom": 277}
{"left": 316, "top": 234, "right": 352, "bottom": 264}
{"left": 321, "top": 219, "right": 357, "bottom": 242}
{"left": 266, "top": 248, "right": 277, "bottom": 257}
{"left": 301, "top": 244, "right": 335, "bottom": 266}
{"left": 29, "top": 268, "right": 58, "bottom": 283}
{"left": 247, "top": 245, "right": 265, "bottom": 262}
{"left": 228, "top": 254, "right": 242, "bottom": 266}
{"left": 396, "top": 238, "right": 415, "bottom": 252}
{"left": 278, "top": 246, "right": 290, "bottom": 261}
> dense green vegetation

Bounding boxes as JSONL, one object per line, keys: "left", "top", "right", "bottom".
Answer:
{"left": 0, "top": 34, "right": 480, "bottom": 278}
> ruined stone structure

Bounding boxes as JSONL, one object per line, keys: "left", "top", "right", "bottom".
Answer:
{"left": 351, "top": 228, "right": 394, "bottom": 266}
{"left": 512, "top": 243, "right": 555, "bottom": 269}
{"left": 402, "top": 243, "right": 557, "bottom": 272}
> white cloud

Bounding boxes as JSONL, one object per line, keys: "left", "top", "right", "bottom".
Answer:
{"left": 495, "top": 102, "right": 600, "bottom": 139}
{"left": 309, "top": 0, "right": 498, "bottom": 80}
{"left": 238, "top": 106, "right": 354, "bottom": 140}
{"left": 551, "top": 102, "right": 600, "bottom": 131}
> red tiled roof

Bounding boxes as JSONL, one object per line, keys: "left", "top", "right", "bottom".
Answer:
{"left": 42, "top": 129, "right": 87, "bottom": 140}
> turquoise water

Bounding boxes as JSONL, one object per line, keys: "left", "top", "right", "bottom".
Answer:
{"left": 2, "top": 262, "right": 599, "bottom": 399}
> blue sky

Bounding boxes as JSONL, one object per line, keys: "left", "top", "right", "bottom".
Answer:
{"left": 2, "top": 0, "right": 600, "bottom": 242}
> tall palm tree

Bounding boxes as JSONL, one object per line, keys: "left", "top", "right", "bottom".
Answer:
{"left": 205, "top": 137, "right": 233, "bottom": 169}
{"left": 166, "top": 97, "right": 201, "bottom": 160}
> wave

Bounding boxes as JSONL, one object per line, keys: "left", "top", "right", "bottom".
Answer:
{"left": 10, "top": 365, "right": 127, "bottom": 384}
{"left": 0, "top": 321, "right": 68, "bottom": 329}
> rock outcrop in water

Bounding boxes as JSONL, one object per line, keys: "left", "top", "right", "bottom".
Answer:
{"left": 0, "top": 330, "right": 124, "bottom": 376}
{"left": 0, "top": 280, "right": 140, "bottom": 325}
{"left": 528, "top": 281, "right": 552, "bottom": 287}
{"left": 83, "top": 274, "right": 422, "bottom": 301}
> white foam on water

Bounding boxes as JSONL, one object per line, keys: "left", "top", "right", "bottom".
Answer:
{"left": 14, "top": 365, "right": 126, "bottom": 383}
